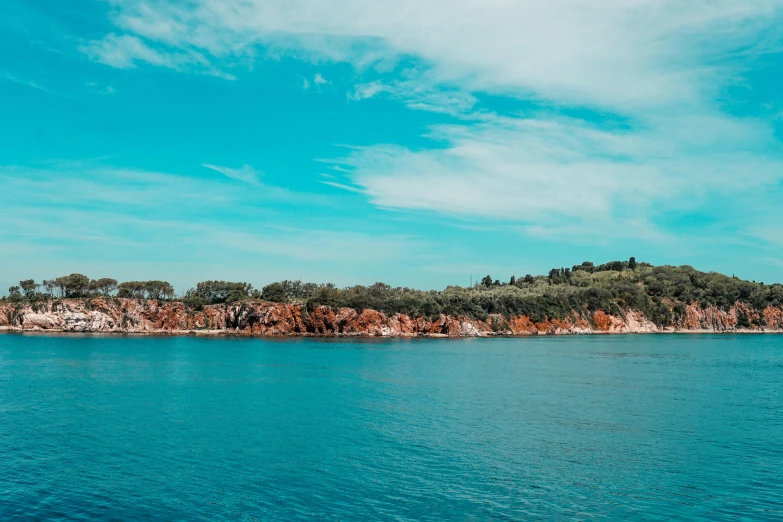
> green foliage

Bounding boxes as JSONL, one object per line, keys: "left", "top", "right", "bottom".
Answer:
{"left": 145, "top": 281, "right": 175, "bottom": 300}
{"left": 261, "top": 282, "right": 288, "bottom": 303}
{"left": 184, "top": 280, "right": 253, "bottom": 305}
{"left": 42, "top": 279, "right": 56, "bottom": 296}
{"left": 117, "top": 281, "right": 146, "bottom": 298}
{"left": 62, "top": 274, "right": 90, "bottom": 297}
{"left": 19, "top": 279, "right": 38, "bottom": 298}
{"left": 7, "top": 274, "right": 172, "bottom": 301}
{"left": 15, "top": 279, "right": 48, "bottom": 303}
{"left": 277, "top": 280, "right": 321, "bottom": 300}
{"left": 266, "top": 260, "right": 783, "bottom": 324}
{"left": 37, "top": 273, "right": 110, "bottom": 298}
{"left": 7, "top": 286, "right": 22, "bottom": 303}
{"left": 117, "top": 280, "right": 174, "bottom": 299}
{"left": 548, "top": 267, "right": 571, "bottom": 285}
{"left": 90, "top": 278, "right": 118, "bottom": 296}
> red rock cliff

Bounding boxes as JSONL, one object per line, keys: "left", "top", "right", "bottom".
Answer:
{"left": 1, "top": 299, "right": 782, "bottom": 336}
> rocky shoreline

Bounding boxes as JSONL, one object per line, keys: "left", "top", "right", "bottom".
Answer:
{"left": 2, "top": 298, "right": 783, "bottom": 337}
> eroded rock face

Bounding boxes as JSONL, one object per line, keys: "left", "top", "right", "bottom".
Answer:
{"left": 1, "top": 298, "right": 782, "bottom": 336}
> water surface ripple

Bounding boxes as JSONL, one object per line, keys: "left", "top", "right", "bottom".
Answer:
{"left": 1, "top": 334, "right": 781, "bottom": 520}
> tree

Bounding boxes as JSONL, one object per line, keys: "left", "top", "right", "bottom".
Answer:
{"left": 280, "top": 280, "right": 303, "bottom": 299}
{"left": 306, "top": 284, "right": 342, "bottom": 309}
{"left": 629, "top": 257, "right": 637, "bottom": 270}
{"left": 42, "top": 280, "right": 56, "bottom": 297}
{"left": 53, "top": 276, "right": 69, "bottom": 297}
{"left": 19, "top": 279, "right": 38, "bottom": 298}
{"left": 369, "top": 282, "right": 392, "bottom": 297}
{"left": 573, "top": 261, "right": 595, "bottom": 274}
{"left": 115, "top": 280, "right": 173, "bottom": 299}
{"left": 261, "top": 282, "right": 288, "bottom": 303}
{"left": 144, "top": 280, "right": 174, "bottom": 300}
{"left": 186, "top": 281, "right": 253, "bottom": 304}
{"left": 117, "top": 281, "right": 146, "bottom": 298}
{"left": 278, "top": 280, "right": 321, "bottom": 300}
{"left": 117, "top": 282, "right": 132, "bottom": 298}
{"left": 90, "top": 278, "right": 118, "bottom": 296}
{"left": 481, "top": 275, "right": 493, "bottom": 288}
{"left": 509, "top": 275, "right": 516, "bottom": 286}
{"left": 524, "top": 274, "right": 534, "bottom": 284}
{"left": 8, "top": 286, "right": 21, "bottom": 297}
{"left": 63, "top": 274, "right": 90, "bottom": 297}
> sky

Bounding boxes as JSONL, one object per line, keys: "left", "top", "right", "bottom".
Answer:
{"left": 3, "top": 0, "right": 783, "bottom": 293}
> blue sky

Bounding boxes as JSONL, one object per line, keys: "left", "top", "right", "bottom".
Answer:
{"left": 3, "top": 0, "right": 783, "bottom": 293}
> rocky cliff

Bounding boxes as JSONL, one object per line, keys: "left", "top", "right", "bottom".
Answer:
{"left": 2, "top": 298, "right": 782, "bottom": 336}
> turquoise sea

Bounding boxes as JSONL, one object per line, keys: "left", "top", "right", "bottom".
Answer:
{"left": 1, "top": 334, "right": 781, "bottom": 520}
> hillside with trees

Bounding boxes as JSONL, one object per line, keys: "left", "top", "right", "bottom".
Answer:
{"left": 4, "top": 259, "right": 783, "bottom": 327}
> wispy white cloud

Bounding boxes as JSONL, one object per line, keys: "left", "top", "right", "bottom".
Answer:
{"left": 328, "top": 113, "right": 783, "bottom": 230}
{"left": 203, "top": 163, "right": 261, "bottom": 184}
{"left": 348, "top": 77, "right": 478, "bottom": 117}
{"left": 348, "top": 80, "right": 385, "bottom": 101}
{"left": 3, "top": 73, "right": 71, "bottom": 97}
{"left": 0, "top": 161, "right": 324, "bottom": 220}
{"left": 313, "top": 72, "right": 328, "bottom": 85}
{"left": 80, "top": 33, "right": 237, "bottom": 79}
{"left": 81, "top": 33, "right": 178, "bottom": 68}
{"left": 319, "top": 180, "right": 365, "bottom": 194}
{"left": 4, "top": 74, "right": 50, "bottom": 93}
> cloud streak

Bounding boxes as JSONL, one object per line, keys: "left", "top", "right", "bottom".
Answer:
{"left": 331, "top": 113, "right": 783, "bottom": 229}
{"left": 203, "top": 163, "right": 262, "bottom": 184}
{"left": 80, "top": 33, "right": 237, "bottom": 79}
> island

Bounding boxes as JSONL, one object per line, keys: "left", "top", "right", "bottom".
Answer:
{"left": 3, "top": 258, "right": 783, "bottom": 336}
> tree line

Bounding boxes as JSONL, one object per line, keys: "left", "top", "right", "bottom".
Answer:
{"left": 6, "top": 274, "right": 174, "bottom": 301}
{"left": 5, "top": 259, "right": 783, "bottom": 327}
